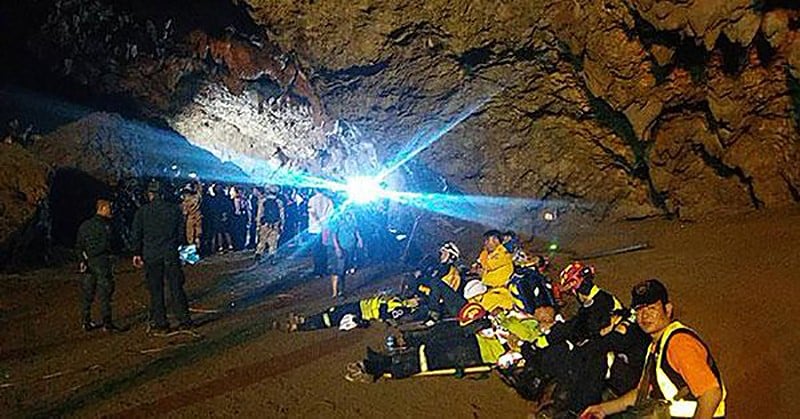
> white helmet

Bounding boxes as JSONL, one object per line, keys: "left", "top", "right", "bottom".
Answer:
{"left": 463, "top": 279, "right": 488, "bottom": 300}
{"left": 440, "top": 241, "right": 461, "bottom": 262}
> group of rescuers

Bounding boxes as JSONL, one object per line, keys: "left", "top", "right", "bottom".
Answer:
{"left": 288, "top": 230, "right": 726, "bottom": 418}
{"left": 75, "top": 181, "right": 725, "bottom": 417}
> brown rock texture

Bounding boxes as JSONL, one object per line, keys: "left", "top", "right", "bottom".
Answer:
{"left": 5, "top": 0, "right": 800, "bottom": 222}
{"left": 248, "top": 0, "right": 800, "bottom": 220}
{"left": 0, "top": 143, "right": 51, "bottom": 267}
{"left": 31, "top": 112, "right": 245, "bottom": 184}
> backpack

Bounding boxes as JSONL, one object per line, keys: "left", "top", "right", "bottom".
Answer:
{"left": 261, "top": 198, "right": 281, "bottom": 224}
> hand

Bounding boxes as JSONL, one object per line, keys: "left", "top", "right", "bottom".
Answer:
{"left": 334, "top": 247, "right": 342, "bottom": 258}
{"left": 580, "top": 405, "right": 607, "bottom": 419}
{"left": 79, "top": 261, "right": 87, "bottom": 273}
{"left": 132, "top": 255, "right": 144, "bottom": 268}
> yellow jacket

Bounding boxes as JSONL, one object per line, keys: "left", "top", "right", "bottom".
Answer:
{"left": 480, "top": 246, "right": 514, "bottom": 287}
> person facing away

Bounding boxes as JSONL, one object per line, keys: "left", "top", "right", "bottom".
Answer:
{"left": 131, "top": 180, "right": 193, "bottom": 333}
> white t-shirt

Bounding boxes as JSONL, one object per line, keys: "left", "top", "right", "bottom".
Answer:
{"left": 307, "top": 192, "right": 334, "bottom": 234}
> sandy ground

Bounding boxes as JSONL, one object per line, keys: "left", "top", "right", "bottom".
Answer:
{"left": 1, "top": 208, "right": 799, "bottom": 418}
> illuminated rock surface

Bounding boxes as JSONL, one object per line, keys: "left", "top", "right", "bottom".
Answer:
{"left": 1, "top": 0, "right": 799, "bottom": 252}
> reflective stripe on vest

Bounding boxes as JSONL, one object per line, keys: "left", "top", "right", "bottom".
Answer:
{"left": 652, "top": 321, "right": 726, "bottom": 417}
{"left": 419, "top": 344, "right": 429, "bottom": 372}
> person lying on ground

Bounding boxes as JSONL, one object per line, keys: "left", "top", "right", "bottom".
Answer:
{"left": 349, "top": 294, "right": 542, "bottom": 382}
{"left": 287, "top": 294, "right": 427, "bottom": 332}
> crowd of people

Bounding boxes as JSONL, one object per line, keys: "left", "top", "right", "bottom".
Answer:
{"left": 288, "top": 231, "right": 727, "bottom": 418}
{"left": 75, "top": 178, "right": 726, "bottom": 417}
{"left": 178, "top": 180, "right": 308, "bottom": 260}
{"left": 76, "top": 178, "right": 395, "bottom": 333}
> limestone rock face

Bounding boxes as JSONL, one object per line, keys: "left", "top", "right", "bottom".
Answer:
{"left": 5, "top": 0, "right": 800, "bottom": 223}
{"left": 248, "top": 0, "right": 800, "bottom": 220}
{"left": 31, "top": 112, "right": 245, "bottom": 183}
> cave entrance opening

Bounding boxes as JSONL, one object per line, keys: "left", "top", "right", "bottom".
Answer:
{"left": 49, "top": 168, "right": 114, "bottom": 248}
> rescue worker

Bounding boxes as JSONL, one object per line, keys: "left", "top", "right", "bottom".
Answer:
{"left": 288, "top": 294, "right": 425, "bottom": 332}
{"left": 477, "top": 230, "right": 514, "bottom": 288}
{"left": 581, "top": 279, "right": 726, "bottom": 419}
{"left": 329, "top": 210, "right": 362, "bottom": 297}
{"left": 76, "top": 198, "right": 120, "bottom": 332}
{"left": 533, "top": 262, "right": 625, "bottom": 348}
{"left": 180, "top": 180, "right": 203, "bottom": 246}
{"left": 132, "top": 180, "right": 193, "bottom": 333}
{"left": 255, "top": 185, "right": 284, "bottom": 263}
{"left": 519, "top": 262, "right": 647, "bottom": 413}
{"left": 352, "top": 295, "right": 541, "bottom": 382}
{"left": 508, "top": 251, "right": 557, "bottom": 321}
{"left": 307, "top": 188, "right": 334, "bottom": 277}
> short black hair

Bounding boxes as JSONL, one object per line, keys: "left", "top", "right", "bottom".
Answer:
{"left": 483, "top": 230, "right": 503, "bottom": 240}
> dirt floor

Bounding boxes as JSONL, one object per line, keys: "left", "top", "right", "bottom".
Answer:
{"left": 1, "top": 208, "right": 799, "bottom": 418}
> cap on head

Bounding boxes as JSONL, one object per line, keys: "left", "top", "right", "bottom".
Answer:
{"left": 631, "top": 278, "right": 669, "bottom": 309}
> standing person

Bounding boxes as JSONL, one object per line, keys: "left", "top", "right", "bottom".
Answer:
{"left": 581, "top": 279, "right": 726, "bottom": 419}
{"left": 231, "top": 186, "right": 249, "bottom": 250}
{"left": 255, "top": 185, "right": 285, "bottom": 263}
{"left": 131, "top": 180, "right": 193, "bottom": 333}
{"left": 212, "top": 184, "right": 234, "bottom": 253}
{"left": 307, "top": 188, "right": 334, "bottom": 277}
{"left": 329, "top": 210, "right": 362, "bottom": 298}
{"left": 76, "top": 198, "right": 120, "bottom": 332}
{"left": 181, "top": 181, "right": 203, "bottom": 246}
{"left": 246, "top": 186, "right": 260, "bottom": 249}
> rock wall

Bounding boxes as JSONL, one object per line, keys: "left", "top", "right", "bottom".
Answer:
{"left": 249, "top": 0, "right": 800, "bottom": 219}
{"left": 0, "top": 144, "right": 51, "bottom": 267}
{"left": 3, "top": 0, "right": 800, "bottom": 221}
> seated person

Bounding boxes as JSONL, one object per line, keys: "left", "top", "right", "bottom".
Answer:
{"left": 477, "top": 230, "right": 514, "bottom": 288}
{"left": 515, "top": 262, "right": 649, "bottom": 413}
{"left": 508, "top": 251, "right": 558, "bottom": 322}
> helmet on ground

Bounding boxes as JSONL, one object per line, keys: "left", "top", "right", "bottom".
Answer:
{"left": 559, "top": 262, "right": 595, "bottom": 293}
{"left": 439, "top": 241, "right": 461, "bottom": 263}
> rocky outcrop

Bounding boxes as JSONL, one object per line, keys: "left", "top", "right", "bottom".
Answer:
{"left": 31, "top": 112, "right": 246, "bottom": 183}
{"left": 0, "top": 143, "right": 51, "bottom": 268}
{"left": 248, "top": 0, "right": 800, "bottom": 220}
{"left": 3, "top": 0, "right": 800, "bottom": 223}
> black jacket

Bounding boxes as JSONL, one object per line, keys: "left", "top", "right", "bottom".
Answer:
{"left": 132, "top": 197, "right": 183, "bottom": 259}
{"left": 76, "top": 214, "right": 113, "bottom": 259}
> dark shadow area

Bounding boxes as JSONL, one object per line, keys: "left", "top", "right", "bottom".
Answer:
{"left": 49, "top": 168, "right": 114, "bottom": 248}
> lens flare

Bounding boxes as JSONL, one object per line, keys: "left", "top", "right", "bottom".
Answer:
{"left": 344, "top": 176, "right": 383, "bottom": 204}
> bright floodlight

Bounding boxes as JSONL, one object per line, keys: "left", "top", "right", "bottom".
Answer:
{"left": 345, "top": 176, "right": 383, "bottom": 204}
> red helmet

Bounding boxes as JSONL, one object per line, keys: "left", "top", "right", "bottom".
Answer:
{"left": 457, "top": 302, "right": 487, "bottom": 326}
{"left": 559, "top": 262, "right": 595, "bottom": 293}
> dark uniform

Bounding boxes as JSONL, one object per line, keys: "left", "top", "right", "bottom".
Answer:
{"left": 76, "top": 214, "right": 115, "bottom": 326}
{"left": 132, "top": 192, "right": 191, "bottom": 329}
